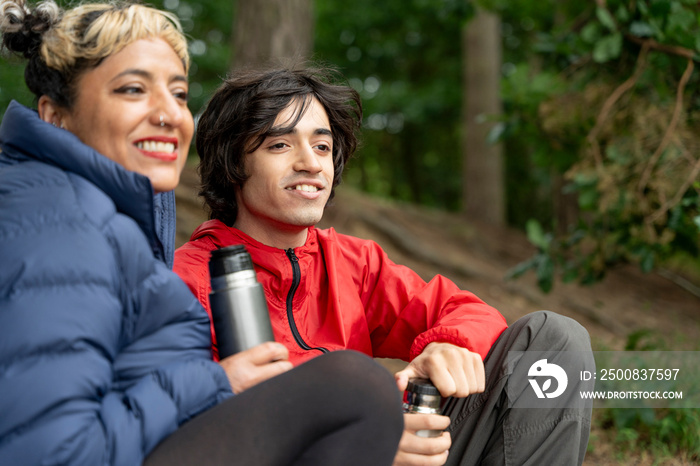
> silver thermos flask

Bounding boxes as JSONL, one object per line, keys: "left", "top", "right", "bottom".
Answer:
{"left": 402, "top": 378, "right": 443, "bottom": 438}
{"left": 208, "top": 245, "right": 275, "bottom": 358}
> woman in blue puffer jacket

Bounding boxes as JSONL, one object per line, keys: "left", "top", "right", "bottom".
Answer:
{"left": 0, "top": 1, "right": 403, "bottom": 465}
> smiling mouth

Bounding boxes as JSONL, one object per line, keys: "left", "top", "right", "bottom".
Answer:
{"left": 287, "top": 184, "right": 320, "bottom": 193}
{"left": 136, "top": 140, "right": 177, "bottom": 153}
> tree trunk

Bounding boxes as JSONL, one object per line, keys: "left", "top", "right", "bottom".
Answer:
{"left": 231, "top": 0, "right": 313, "bottom": 69}
{"left": 551, "top": 5, "right": 579, "bottom": 235}
{"left": 462, "top": 8, "right": 505, "bottom": 225}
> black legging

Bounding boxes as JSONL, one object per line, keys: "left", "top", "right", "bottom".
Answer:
{"left": 144, "top": 350, "right": 404, "bottom": 466}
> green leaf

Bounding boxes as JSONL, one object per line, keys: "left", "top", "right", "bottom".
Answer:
{"left": 486, "top": 121, "right": 506, "bottom": 144}
{"left": 605, "top": 144, "right": 631, "bottom": 164}
{"left": 625, "top": 329, "right": 653, "bottom": 351}
{"left": 638, "top": 1, "right": 649, "bottom": 15}
{"left": 562, "top": 264, "right": 579, "bottom": 283}
{"left": 667, "top": 3, "right": 694, "bottom": 33}
{"left": 630, "top": 21, "right": 655, "bottom": 38}
{"left": 505, "top": 257, "right": 538, "bottom": 280}
{"left": 581, "top": 22, "right": 602, "bottom": 44}
{"left": 578, "top": 188, "right": 598, "bottom": 210}
{"left": 572, "top": 170, "right": 598, "bottom": 188}
{"left": 604, "top": 35, "right": 624, "bottom": 62}
{"left": 593, "top": 32, "right": 623, "bottom": 63}
{"left": 615, "top": 4, "right": 630, "bottom": 23}
{"left": 526, "top": 219, "right": 549, "bottom": 250}
{"left": 596, "top": 6, "right": 617, "bottom": 32}
{"left": 536, "top": 255, "right": 554, "bottom": 293}
{"left": 693, "top": 215, "right": 700, "bottom": 231}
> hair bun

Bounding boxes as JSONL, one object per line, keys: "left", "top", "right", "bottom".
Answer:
{"left": 0, "top": 0, "right": 31, "bottom": 34}
{"left": 1, "top": 0, "right": 60, "bottom": 57}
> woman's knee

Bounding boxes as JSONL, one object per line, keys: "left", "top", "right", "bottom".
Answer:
{"left": 314, "top": 351, "right": 397, "bottom": 395}
{"left": 311, "top": 351, "right": 403, "bottom": 423}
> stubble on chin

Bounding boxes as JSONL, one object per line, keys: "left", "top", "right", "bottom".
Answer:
{"left": 288, "top": 207, "right": 325, "bottom": 228}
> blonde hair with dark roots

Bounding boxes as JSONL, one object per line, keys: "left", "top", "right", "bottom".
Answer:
{"left": 0, "top": 0, "right": 188, "bottom": 108}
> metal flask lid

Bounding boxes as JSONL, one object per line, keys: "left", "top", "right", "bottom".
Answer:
{"left": 209, "top": 245, "right": 254, "bottom": 278}
{"left": 406, "top": 378, "right": 440, "bottom": 396}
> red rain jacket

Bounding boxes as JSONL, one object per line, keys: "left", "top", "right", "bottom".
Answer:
{"left": 174, "top": 220, "right": 507, "bottom": 365}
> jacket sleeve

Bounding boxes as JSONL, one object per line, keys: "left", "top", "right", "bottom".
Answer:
{"left": 356, "top": 239, "right": 508, "bottom": 361}
{"left": 105, "top": 215, "right": 234, "bottom": 464}
{"left": 173, "top": 241, "right": 220, "bottom": 360}
{"left": 0, "top": 189, "right": 231, "bottom": 466}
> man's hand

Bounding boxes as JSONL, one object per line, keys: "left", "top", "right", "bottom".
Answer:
{"left": 392, "top": 342, "right": 484, "bottom": 465}
{"left": 395, "top": 342, "right": 485, "bottom": 397}
{"left": 218, "top": 342, "right": 293, "bottom": 393}
{"left": 393, "top": 413, "right": 451, "bottom": 466}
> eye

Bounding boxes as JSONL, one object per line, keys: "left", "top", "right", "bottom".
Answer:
{"left": 315, "top": 143, "right": 332, "bottom": 153}
{"left": 269, "top": 142, "right": 289, "bottom": 150}
{"left": 114, "top": 85, "right": 144, "bottom": 95}
{"left": 172, "top": 87, "right": 189, "bottom": 102}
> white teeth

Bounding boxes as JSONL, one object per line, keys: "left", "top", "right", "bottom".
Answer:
{"left": 136, "top": 141, "right": 175, "bottom": 153}
{"left": 294, "top": 184, "right": 318, "bottom": 192}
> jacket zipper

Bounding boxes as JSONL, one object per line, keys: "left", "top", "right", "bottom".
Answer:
{"left": 285, "top": 248, "right": 328, "bottom": 354}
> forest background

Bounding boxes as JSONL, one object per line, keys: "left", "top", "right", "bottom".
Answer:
{"left": 2, "top": 0, "right": 700, "bottom": 463}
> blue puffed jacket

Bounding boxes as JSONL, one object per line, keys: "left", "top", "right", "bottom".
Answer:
{"left": 0, "top": 101, "right": 232, "bottom": 465}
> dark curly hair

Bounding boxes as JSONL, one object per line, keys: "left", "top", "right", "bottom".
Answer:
{"left": 196, "top": 65, "right": 362, "bottom": 226}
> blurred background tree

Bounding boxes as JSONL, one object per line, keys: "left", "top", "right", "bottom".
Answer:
{"left": 1, "top": 0, "right": 698, "bottom": 293}
{"left": 231, "top": 0, "right": 312, "bottom": 68}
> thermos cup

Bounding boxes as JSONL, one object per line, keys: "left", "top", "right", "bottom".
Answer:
{"left": 208, "top": 245, "right": 275, "bottom": 358}
{"left": 402, "top": 378, "right": 443, "bottom": 438}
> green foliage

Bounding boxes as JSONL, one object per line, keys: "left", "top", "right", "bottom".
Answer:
{"left": 506, "top": 219, "right": 556, "bottom": 291}
{"left": 500, "top": 0, "right": 700, "bottom": 291}
{"left": 0, "top": 51, "right": 34, "bottom": 115}
{"left": 593, "top": 330, "right": 700, "bottom": 462}
{"left": 599, "top": 407, "right": 700, "bottom": 461}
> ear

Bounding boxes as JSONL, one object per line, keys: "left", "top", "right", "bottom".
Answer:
{"left": 37, "top": 95, "right": 66, "bottom": 128}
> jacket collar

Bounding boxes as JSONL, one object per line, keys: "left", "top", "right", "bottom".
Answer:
{"left": 190, "top": 219, "right": 319, "bottom": 256}
{"left": 0, "top": 101, "right": 175, "bottom": 267}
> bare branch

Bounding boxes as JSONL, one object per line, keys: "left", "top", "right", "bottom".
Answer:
{"left": 586, "top": 42, "right": 649, "bottom": 171}
{"left": 647, "top": 152, "right": 700, "bottom": 225}
{"left": 625, "top": 34, "right": 697, "bottom": 61}
{"left": 638, "top": 58, "right": 695, "bottom": 195}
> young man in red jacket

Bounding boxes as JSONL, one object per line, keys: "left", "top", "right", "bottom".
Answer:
{"left": 174, "top": 66, "right": 594, "bottom": 465}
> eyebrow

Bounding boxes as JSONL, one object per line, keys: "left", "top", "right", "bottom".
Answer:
{"left": 268, "top": 126, "right": 333, "bottom": 137}
{"left": 110, "top": 68, "right": 188, "bottom": 84}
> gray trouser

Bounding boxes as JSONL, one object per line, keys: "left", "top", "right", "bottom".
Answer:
{"left": 443, "top": 311, "right": 594, "bottom": 466}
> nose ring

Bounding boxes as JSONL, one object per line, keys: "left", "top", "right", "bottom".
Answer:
{"left": 159, "top": 115, "right": 165, "bottom": 127}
